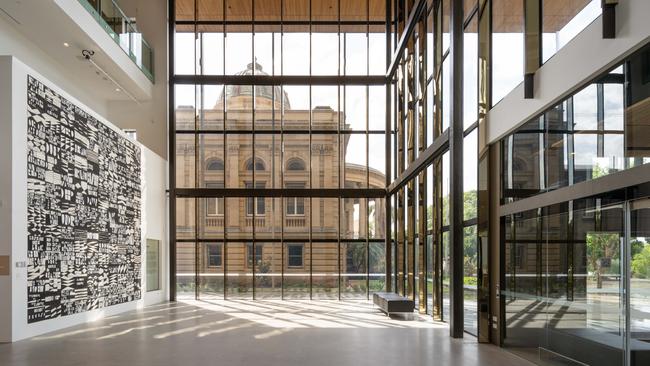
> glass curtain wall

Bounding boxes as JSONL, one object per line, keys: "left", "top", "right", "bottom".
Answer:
{"left": 171, "top": 0, "right": 387, "bottom": 301}
{"left": 387, "top": 0, "right": 485, "bottom": 338}
{"left": 499, "top": 43, "right": 650, "bottom": 366}
{"left": 502, "top": 46, "right": 650, "bottom": 204}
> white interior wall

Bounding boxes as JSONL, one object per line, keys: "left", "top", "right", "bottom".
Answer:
{"left": 0, "top": 15, "right": 108, "bottom": 118}
{"left": 0, "top": 56, "right": 13, "bottom": 343}
{"left": 2, "top": 56, "right": 168, "bottom": 342}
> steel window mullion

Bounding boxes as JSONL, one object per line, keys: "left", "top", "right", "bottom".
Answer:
{"left": 172, "top": 75, "right": 387, "bottom": 85}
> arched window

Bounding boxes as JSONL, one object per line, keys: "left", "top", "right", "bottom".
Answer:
{"left": 286, "top": 158, "right": 306, "bottom": 171}
{"left": 245, "top": 157, "right": 265, "bottom": 171}
{"left": 206, "top": 159, "right": 224, "bottom": 171}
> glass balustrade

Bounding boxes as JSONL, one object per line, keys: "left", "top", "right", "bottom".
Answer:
{"left": 79, "top": 0, "right": 154, "bottom": 82}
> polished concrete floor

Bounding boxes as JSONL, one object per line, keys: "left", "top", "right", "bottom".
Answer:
{"left": 0, "top": 300, "right": 533, "bottom": 366}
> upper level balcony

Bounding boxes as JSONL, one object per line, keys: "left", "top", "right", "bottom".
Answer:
{"left": 79, "top": 0, "right": 154, "bottom": 82}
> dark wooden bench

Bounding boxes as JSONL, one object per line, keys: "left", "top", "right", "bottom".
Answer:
{"left": 373, "top": 292, "right": 415, "bottom": 315}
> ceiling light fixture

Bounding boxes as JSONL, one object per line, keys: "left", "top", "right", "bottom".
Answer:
{"left": 63, "top": 42, "right": 70, "bottom": 47}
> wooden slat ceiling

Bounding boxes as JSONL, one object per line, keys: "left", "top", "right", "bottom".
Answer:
{"left": 492, "top": 0, "right": 592, "bottom": 33}
{"left": 176, "top": 0, "right": 593, "bottom": 33}
{"left": 175, "top": 0, "right": 386, "bottom": 22}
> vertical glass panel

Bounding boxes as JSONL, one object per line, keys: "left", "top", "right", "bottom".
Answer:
{"left": 463, "top": 15, "right": 478, "bottom": 129}
{"left": 312, "top": 242, "right": 339, "bottom": 299}
{"left": 225, "top": 242, "right": 253, "bottom": 299}
{"left": 312, "top": 86, "right": 339, "bottom": 131}
{"left": 342, "top": 134, "right": 368, "bottom": 188}
{"left": 345, "top": 33, "right": 368, "bottom": 75}
{"left": 604, "top": 83, "right": 624, "bottom": 131}
{"left": 256, "top": 198, "right": 282, "bottom": 240}
{"left": 225, "top": 32, "right": 252, "bottom": 75}
{"left": 283, "top": 243, "right": 310, "bottom": 299}
{"left": 573, "top": 84, "right": 598, "bottom": 130}
{"left": 343, "top": 86, "right": 367, "bottom": 131}
{"left": 492, "top": 0, "right": 524, "bottom": 105}
{"left": 369, "top": 86, "right": 386, "bottom": 131}
{"left": 202, "top": 33, "right": 224, "bottom": 75}
{"left": 341, "top": 198, "right": 367, "bottom": 239}
{"left": 255, "top": 134, "right": 282, "bottom": 189}
{"left": 312, "top": 198, "right": 339, "bottom": 240}
{"left": 630, "top": 199, "right": 650, "bottom": 355}
{"left": 198, "top": 197, "right": 225, "bottom": 239}
{"left": 225, "top": 134, "right": 252, "bottom": 188}
{"left": 545, "top": 102, "right": 570, "bottom": 190}
{"left": 175, "top": 84, "right": 197, "bottom": 131}
{"left": 442, "top": 58, "right": 450, "bottom": 131}
{"left": 283, "top": 133, "right": 310, "bottom": 188}
{"left": 368, "top": 134, "right": 386, "bottom": 188}
{"left": 426, "top": 164, "right": 434, "bottom": 314}
{"left": 542, "top": 0, "right": 600, "bottom": 63}
{"left": 369, "top": 32, "right": 386, "bottom": 75}
{"left": 442, "top": 231, "right": 450, "bottom": 321}
{"left": 311, "top": 134, "right": 339, "bottom": 189}
{"left": 175, "top": 134, "right": 196, "bottom": 188}
{"left": 426, "top": 80, "right": 434, "bottom": 144}
{"left": 369, "top": 242, "right": 386, "bottom": 294}
{"left": 442, "top": 151, "right": 450, "bottom": 227}
{"left": 174, "top": 32, "right": 196, "bottom": 75}
{"left": 573, "top": 133, "right": 598, "bottom": 183}
{"left": 283, "top": 86, "right": 310, "bottom": 130}
{"left": 463, "top": 130, "right": 478, "bottom": 221}
{"left": 284, "top": 196, "right": 310, "bottom": 238}
{"left": 441, "top": 0, "right": 450, "bottom": 53}
{"left": 463, "top": 225, "right": 478, "bottom": 335}
{"left": 283, "top": 30, "right": 310, "bottom": 75}
{"left": 254, "top": 242, "right": 282, "bottom": 299}
{"left": 254, "top": 33, "right": 274, "bottom": 75}
{"left": 197, "top": 133, "right": 224, "bottom": 189}
{"left": 342, "top": 242, "right": 368, "bottom": 299}
{"left": 225, "top": 197, "right": 254, "bottom": 239}
{"left": 368, "top": 198, "right": 386, "bottom": 239}
{"left": 176, "top": 241, "right": 196, "bottom": 299}
{"left": 312, "top": 33, "right": 339, "bottom": 76}
{"left": 198, "top": 242, "right": 224, "bottom": 299}
{"left": 176, "top": 198, "right": 196, "bottom": 240}
{"left": 200, "top": 85, "right": 224, "bottom": 130}
{"left": 224, "top": 85, "right": 253, "bottom": 130}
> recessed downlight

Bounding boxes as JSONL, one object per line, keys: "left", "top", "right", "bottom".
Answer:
{"left": 63, "top": 42, "right": 70, "bottom": 47}
{"left": 115, "top": 88, "right": 121, "bottom": 92}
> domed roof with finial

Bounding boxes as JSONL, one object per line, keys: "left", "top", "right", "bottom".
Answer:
{"left": 218, "top": 60, "right": 291, "bottom": 110}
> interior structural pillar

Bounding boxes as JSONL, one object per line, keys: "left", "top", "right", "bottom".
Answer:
{"left": 448, "top": 0, "right": 465, "bottom": 339}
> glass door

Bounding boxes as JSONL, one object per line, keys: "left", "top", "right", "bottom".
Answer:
{"left": 628, "top": 198, "right": 650, "bottom": 365}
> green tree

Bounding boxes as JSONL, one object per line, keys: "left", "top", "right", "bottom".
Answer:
{"left": 586, "top": 232, "right": 620, "bottom": 288}
{"left": 632, "top": 244, "right": 650, "bottom": 279}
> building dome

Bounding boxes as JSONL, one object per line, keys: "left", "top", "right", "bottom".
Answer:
{"left": 218, "top": 60, "right": 291, "bottom": 110}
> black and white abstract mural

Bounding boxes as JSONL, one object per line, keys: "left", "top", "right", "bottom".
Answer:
{"left": 26, "top": 75, "right": 142, "bottom": 323}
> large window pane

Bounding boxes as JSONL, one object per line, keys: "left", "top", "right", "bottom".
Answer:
{"left": 542, "top": 0, "right": 600, "bottom": 63}
{"left": 342, "top": 242, "right": 367, "bottom": 299}
{"left": 312, "top": 242, "right": 339, "bottom": 299}
{"left": 492, "top": 0, "right": 524, "bottom": 105}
